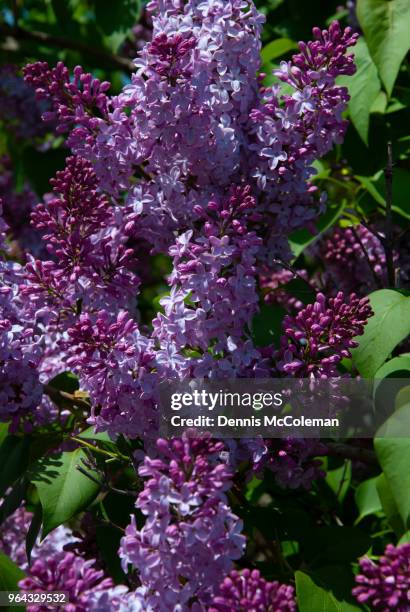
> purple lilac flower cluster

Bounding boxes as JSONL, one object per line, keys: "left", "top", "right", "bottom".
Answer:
{"left": 24, "top": 155, "right": 139, "bottom": 327}
{"left": 0, "top": 502, "right": 77, "bottom": 571}
{"left": 22, "top": 5, "right": 357, "bottom": 260}
{"left": 19, "top": 10, "right": 360, "bottom": 397}
{"left": 23, "top": 62, "right": 110, "bottom": 136}
{"left": 0, "top": 236, "right": 43, "bottom": 430}
{"left": 352, "top": 543, "right": 410, "bottom": 611}
{"left": 315, "top": 223, "right": 410, "bottom": 295}
{"left": 0, "top": 65, "right": 51, "bottom": 142}
{"left": 19, "top": 552, "right": 114, "bottom": 612}
{"left": 255, "top": 438, "right": 327, "bottom": 490}
{"left": 276, "top": 292, "right": 372, "bottom": 377}
{"left": 67, "top": 310, "right": 156, "bottom": 437}
{"left": 260, "top": 267, "right": 310, "bottom": 312}
{"left": 0, "top": 503, "right": 137, "bottom": 612}
{"left": 209, "top": 568, "right": 296, "bottom": 611}
{"left": 318, "top": 224, "right": 387, "bottom": 295}
{"left": 152, "top": 185, "right": 265, "bottom": 379}
{"left": 0, "top": 156, "right": 42, "bottom": 257}
{"left": 119, "top": 435, "right": 245, "bottom": 608}
{"left": 248, "top": 21, "right": 358, "bottom": 255}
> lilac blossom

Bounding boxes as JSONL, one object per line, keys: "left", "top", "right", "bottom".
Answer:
{"left": 119, "top": 435, "right": 245, "bottom": 608}
{"left": 87, "top": 586, "right": 151, "bottom": 611}
{"left": 210, "top": 568, "right": 297, "bottom": 611}
{"left": 152, "top": 185, "right": 265, "bottom": 379}
{"left": 256, "top": 438, "right": 326, "bottom": 490}
{"left": 276, "top": 292, "right": 372, "bottom": 377}
{"left": 352, "top": 543, "right": 410, "bottom": 611}
{"left": 23, "top": 156, "right": 139, "bottom": 327}
{"left": 0, "top": 503, "right": 76, "bottom": 570}
{"left": 19, "top": 552, "right": 113, "bottom": 612}
{"left": 0, "top": 65, "right": 51, "bottom": 142}
{"left": 23, "top": 14, "right": 358, "bottom": 269}
{"left": 0, "top": 504, "right": 134, "bottom": 612}
{"left": 0, "top": 156, "right": 43, "bottom": 257}
{"left": 31, "top": 156, "right": 111, "bottom": 277}
{"left": 24, "top": 1, "right": 264, "bottom": 215}
{"left": 22, "top": 62, "right": 110, "bottom": 135}
{"left": 67, "top": 310, "right": 156, "bottom": 437}
{"left": 260, "top": 267, "right": 311, "bottom": 312}
{"left": 249, "top": 21, "right": 358, "bottom": 243}
{"left": 0, "top": 285, "right": 43, "bottom": 430}
{"left": 121, "top": 9, "right": 153, "bottom": 58}
{"left": 0, "top": 209, "right": 44, "bottom": 430}
{"left": 6, "top": 6, "right": 367, "bottom": 603}
{"left": 0, "top": 505, "right": 32, "bottom": 569}
{"left": 0, "top": 357, "right": 43, "bottom": 431}
{"left": 317, "top": 224, "right": 387, "bottom": 295}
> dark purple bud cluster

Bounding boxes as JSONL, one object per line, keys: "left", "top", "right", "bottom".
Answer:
{"left": 353, "top": 543, "right": 410, "bottom": 611}
{"left": 277, "top": 292, "right": 372, "bottom": 377}
{"left": 210, "top": 568, "right": 296, "bottom": 611}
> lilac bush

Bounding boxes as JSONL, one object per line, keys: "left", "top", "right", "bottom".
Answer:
{"left": 0, "top": 0, "right": 409, "bottom": 609}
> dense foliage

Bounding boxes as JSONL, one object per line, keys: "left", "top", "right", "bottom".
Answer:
{"left": 0, "top": 0, "right": 409, "bottom": 610}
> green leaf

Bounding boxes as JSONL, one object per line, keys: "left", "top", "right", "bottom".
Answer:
{"left": 0, "top": 551, "right": 25, "bottom": 590}
{"left": 0, "top": 478, "right": 27, "bottom": 525}
{"left": 288, "top": 201, "right": 345, "bottom": 260}
{"left": 376, "top": 472, "right": 405, "bottom": 535}
{"left": 351, "top": 290, "right": 410, "bottom": 377}
{"left": 373, "top": 356, "right": 410, "bottom": 420}
{"left": 251, "top": 304, "right": 286, "bottom": 347}
{"left": 356, "top": 0, "right": 410, "bottom": 96}
{"left": 95, "top": 524, "right": 127, "bottom": 583}
{"left": 325, "top": 461, "right": 352, "bottom": 503}
{"left": 0, "top": 423, "right": 9, "bottom": 447}
{"left": 399, "top": 530, "right": 410, "bottom": 544}
{"left": 261, "top": 38, "right": 297, "bottom": 63}
{"left": 0, "top": 436, "right": 30, "bottom": 498}
{"left": 30, "top": 450, "right": 101, "bottom": 537}
{"left": 77, "top": 427, "right": 112, "bottom": 442}
{"left": 77, "top": 427, "right": 118, "bottom": 454}
{"left": 395, "top": 385, "right": 410, "bottom": 410}
{"left": 94, "top": 0, "right": 141, "bottom": 51}
{"left": 296, "top": 569, "right": 361, "bottom": 612}
{"left": 355, "top": 173, "right": 386, "bottom": 206}
{"left": 370, "top": 91, "right": 388, "bottom": 115}
{"left": 374, "top": 168, "right": 410, "bottom": 219}
{"left": 26, "top": 506, "right": 42, "bottom": 565}
{"left": 356, "top": 169, "right": 410, "bottom": 220}
{"left": 304, "top": 526, "right": 371, "bottom": 564}
{"left": 375, "top": 432, "right": 410, "bottom": 530}
{"left": 374, "top": 355, "right": 410, "bottom": 380}
{"left": 355, "top": 476, "right": 382, "bottom": 523}
{"left": 48, "top": 371, "right": 79, "bottom": 394}
{"left": 339, "top": 38, "right": 381, "bottom": 145}
{"left": 281, "top": 277, "right": 316, "bottom": 305}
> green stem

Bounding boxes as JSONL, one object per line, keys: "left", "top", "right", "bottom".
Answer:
{"left": 71, "top": 436, "right": 130, "bottom": 462}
